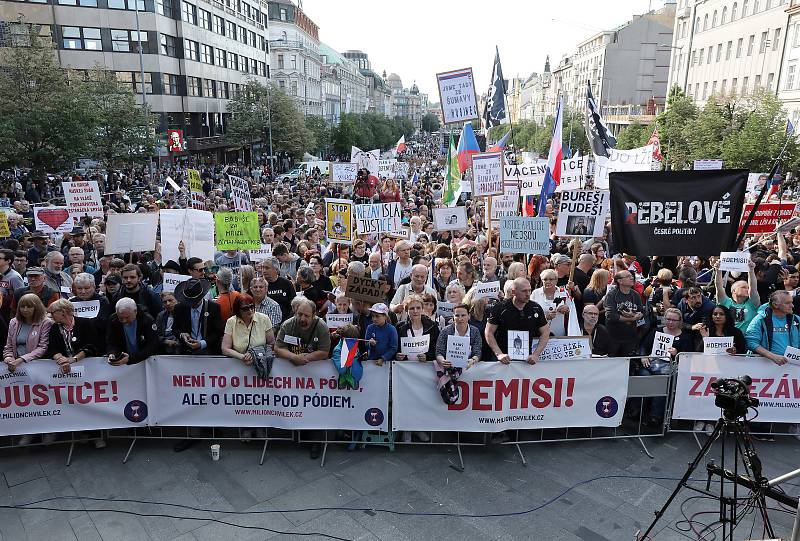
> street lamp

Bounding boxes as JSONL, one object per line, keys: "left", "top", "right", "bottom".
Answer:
{"left": 132, "top": 0, "right": 154, "bottom": 181}
{"left": 262, "top": 38, "right": 285, "bottom": 173}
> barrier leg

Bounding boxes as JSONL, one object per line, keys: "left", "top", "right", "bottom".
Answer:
{"left": 319, "top": 442, "right": 328, "bottom": 468}
{"left": 259, "top": 437, "right": 268, "bottom": 466}
{"left": 65, "top": 440, "right": 75, "bottom": 466}
{"left": 515, "top": 443, "right": 528, "bottom": 466}
{"left": 122, "top": 437, "right": 137, "bottom": 464}
{"left": 450, "top": 432, "right": 464, "bottom": 472}
{"left": 790, "top": 495, "right": 800, "bottom": 541}
{"left": 693, "top": 431, "right": 703, "bottom": 450}
{"left": 636, "top": 437, "right": 655, "bottom": 459}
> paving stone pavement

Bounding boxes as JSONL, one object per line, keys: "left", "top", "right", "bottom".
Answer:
{"left": 0, "top": 432, "right": 798, "bottom": 541}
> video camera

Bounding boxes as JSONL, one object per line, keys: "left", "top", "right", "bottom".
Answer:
{"left": 711, "top": 375, "right": 758, "bottom": 419}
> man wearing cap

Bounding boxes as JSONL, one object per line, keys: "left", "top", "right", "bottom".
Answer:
{"left": 26, "top": 231, "right": 50, "bottom": 267}
{"left": 102, "top": 274, "right": 122, "bottom": 300}
{"left": 172, "top": 278, "right": 223, "bottom": 355}
{"left": 11, "top": 267, "right": 58, "bottom": 313}
{"left": 62, "top": 226, "right": 94, "bottom": 262}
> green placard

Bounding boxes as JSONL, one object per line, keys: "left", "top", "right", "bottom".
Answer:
{"left": 214, "top": 212, "right": 260, "bottom": 250}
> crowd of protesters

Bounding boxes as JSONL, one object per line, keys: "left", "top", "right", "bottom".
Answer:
{"left": 1, "top": 131, "right": 799, "bottom": 455}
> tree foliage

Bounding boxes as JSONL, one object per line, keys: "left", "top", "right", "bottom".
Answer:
{"left": 615, "top": 121, "right": 651, "bottom": 150}
{"left": 656, "top": 86, "right": 699, "bottom": 170}
{"left": 421, "top": 113, "right": 440, "bottom": 133}
{"left": 330, "top": 113, "right": 414, "bottom": 155}
{"left": 304, "top": 114, "right": 328, "bottom": 156}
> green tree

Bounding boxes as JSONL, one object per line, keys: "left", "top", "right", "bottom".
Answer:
{"left": 85, "top": 69, "right": 157, "bottom": 167}
{"left": 304, "top": 114, "right": 328, "bottom": 156}
{"left": 614, "top": 121, "right": 651, "bottom": 150}
{"left": 421, "top": 113, "right": 440, "bottom": 133}
{"left": 331, "top": 113, "right": 359, "bottom": 155}
{"left": 656, "top": 85, "right": 699, "bottom": 170}
{"left": 0, "top": 23, "right": 94, "bottom": 177}
{"left": 561, "top": 108, "right": 590, "bottom": 157}
{"left": 685, "top": 97, "right": 730, "bottom": 162}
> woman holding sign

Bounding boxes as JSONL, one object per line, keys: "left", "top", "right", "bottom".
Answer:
{"left": 46, "top": 299, "right": 98, "bottom": 372}
{"left": 434, "top": 304, "right": 481, "bottom": 404}
{"left": 395, "top": 295, "right": 439, "bottom": 362}
{"left": 696, "top": 305, "right": 746, "bottom": 355}
{"left": 530, "top": 269, "right": 570, "bottom": 337}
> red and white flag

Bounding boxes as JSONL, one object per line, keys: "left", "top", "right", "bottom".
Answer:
{"left": 394, "top": 135, "right": 407, "bottom": 155}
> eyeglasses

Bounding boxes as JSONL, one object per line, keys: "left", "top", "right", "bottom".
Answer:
{"left": 240, "top": 305, "right": 255, "bottom": 312}
{"left": 665, "top": 318, "right": 681, "bottom": 322}
{"left": 542, "top": 278, "right": 557, "bottom": 282}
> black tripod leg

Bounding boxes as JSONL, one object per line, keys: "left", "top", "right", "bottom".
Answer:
{"left": 638, "top": 418, "right": 727, "bottom": 540}
{"left": 733, "top": 424, "right": 775, "bottom": 539}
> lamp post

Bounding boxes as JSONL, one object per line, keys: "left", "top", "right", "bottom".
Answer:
{"left": 133, "top": 0, "right": 154, "bottom": 182}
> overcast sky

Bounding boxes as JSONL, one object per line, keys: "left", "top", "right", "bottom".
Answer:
{"left": 302, "top": 0, "right": 669, "bottom": 101}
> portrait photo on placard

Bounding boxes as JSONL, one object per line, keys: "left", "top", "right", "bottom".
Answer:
{"left": 433, "top": 206, "right": 467, "bottom": 232}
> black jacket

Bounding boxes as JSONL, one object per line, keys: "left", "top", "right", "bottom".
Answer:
{"left": 113, "top": 284, "right": 163, "bottom": 319}
{"left": 395, "top": 316, "right": 440, "bottom": 362}
{"left": 171, "top": 300, "right": 224, "bottom": 355}
{"left": 47, "top": 317, "right": 98, "bottom": 359}
{"left": 106, "top": 311, "right": 159, "bottom": 364}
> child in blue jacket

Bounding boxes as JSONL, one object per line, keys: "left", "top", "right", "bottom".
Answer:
{"left": 365, "top": 303, "right": 398, "bottom": 366}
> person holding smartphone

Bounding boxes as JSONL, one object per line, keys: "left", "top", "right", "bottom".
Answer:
{"left": 105, "top": 297, "right": 158, "bottom": 366}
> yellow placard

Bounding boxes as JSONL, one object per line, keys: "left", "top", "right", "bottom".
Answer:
{"left": 188, "top": 169, "right": 203, "bottom": 194}
{"left": 325, "top": 198, "right": 353, "bottom": 245}
{"left": 0, "top": 213, "right": 9, "bottom": 238}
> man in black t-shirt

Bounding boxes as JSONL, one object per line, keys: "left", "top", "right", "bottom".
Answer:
{"left": 260, "top": 257, "right": 295, "bottom": 323}
{"left": 485, "top": 277, "right": 550, "bottom": 364}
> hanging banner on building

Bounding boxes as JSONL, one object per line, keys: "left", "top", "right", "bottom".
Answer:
{"left": 159, "top": 209, "right": 216, "bottom": 264}
{"left": 594, "top": 145, "right": 655, "bottom": 189}
{"left": 34, "top": 206, "right": 73, "bottom": 234}
{"left": 167, "top": 129, "right": 185, "bottom": 152}
{"left": 0, "top": 358, "right": 148, "bottom": 436}
{"left": 354, "top": 202, "right": 402, "bottom": 235}
{"left": 555, "top": 190, "right": 609, "bottom": 238}
{"left": 470, "top": 152, "right": 504, "bottom": 197}
{"left": 436, "top": 67, "right": 479, "bottom": 125}
{"left": 213, "top": 212, "right": 260, "bottom": 250}
{"left": 487, "top": 182, "right": 519, "bottom": 224}
{"left": 145, "top": 356, "right": 390, "bottom": 431}
{"left": 187, "top": 169, "right": 206, "bottom": 210}
{"left": 391, "top": 358, "right": 629, "bottom": 432}
{"left": 737, "top": 202, "right": 796, "bottom": 234}
{"left": 331, "top": 163, "right": 359, "bottom": 183}
{"left": 498, "top": 216, "right": 550, "bottom": 254}
{"left": 228, "top": 175, "right": 253, "bottom": 211}
{"left": 62, "top": 180, "right": 104, "bottom": 222}
{"left": 325, "top": 198, "right": 354, "bottom": 245}
{"left": 507, "top": 156, "right": 589, "bottom": 196}
{"left": 432, "top": 206, "right": 468, "bottom": 231}
{"left": 609, "top": 169, "right": 747, "bottom": 256}
{"left": 672, "top": 353, "right": 800, "bottom": 423}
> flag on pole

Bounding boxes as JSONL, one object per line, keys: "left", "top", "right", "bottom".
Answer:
{"left": 787, "top": 119, "right": 795, "bottom": 136}
{"left": 443, "top": 132, "right": 462, "bottom": 207}
{"left": 456, "top": 122, "right": 480, "bottom": 174}
{"left": 766, "top": 174, "right": 784, "bottom": 202}
{"left": 585, "top": 80, "right": 616, "bottom": 157}
{"left": 648, "top": 127, "right": 663, "bottom": 161}
{"left": 410, "top": 171, "right": 419, "bottom": 185}
{"left": 536, "top": 95, "right": 563, "bottom": 217}
{"left": 484, "top": 46, "right": 507, "bottom": 129}
{"left": 487, "top": 130, "right": 511, "bottom": 152}
{"left": 339, "top": 338, "right": 359, "bottom": 369}
{"left": 523, "top": 195, "right": 536, "bottom": 217}
{"left": 394, "top": 135, "right": 407, "bottom": 154}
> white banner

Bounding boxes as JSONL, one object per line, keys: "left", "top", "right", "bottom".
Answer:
{"left": 487, "top": 183, "right": 519, "bottom": 224}
{"left": 145, "top": 356, "right": 390, "bottom": 431}
{"left": 391, "top": 358, "right": 629, "bottom": 432}
{"left": 248, "top": 244, "right": 273, "bottom": 262}
{"left": 436, "top": 68, "right": 479, "bottom": 124}
{"left": 506, "top": 156, "right": 589, "bottom": 196}
{"left": 471, "top": 152, "right": 504, "bottom": 197}
{"left": 594, "top": 145, "right": 655, "bottom": 189}
{"left": 105, "top": 213, "right": 159, "bottom": 255}
{"left": 331, "top": 162, "right": 358, "bottom": 183}
{"left": 0, "top": 358, "right": 148, "bottom": 436}
{"left": 694, "top": 159, "right": 723, "bottom": 170}
{"left": 351, "top": 147, "right": 380, "bottom": 177}
{"left": 378, "top": 159, "right": 397, "bottom": 178}
{"left": 228, "top": 174, "right": 253, "bottom": 211}
{"left": 354, "top": 202, "right": 402, "bottom": 235}
{"left": 672, "top": 353, "right": 800, "bottom": 423}
{"left": 719, "top": 251, "right": 750, "bottom": 272}
{"left": 62, "top": 180, "right": 104, "bottom": 221}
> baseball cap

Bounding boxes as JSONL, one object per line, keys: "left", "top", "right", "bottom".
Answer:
{"left": 26, "top": 266, "right": 45, "bottom": 276}
{"left": 369, "top": 303, "right": 389, "bottom": 316}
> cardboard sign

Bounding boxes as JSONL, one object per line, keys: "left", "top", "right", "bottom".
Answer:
{"left": 650, "top": 331, "right": 675, "bottom": 358}
{"left": 331, "top": 162, "right": 358, "bottom": 183}
{"left": 473, "top": 281, "right": 500, "bottom": 300}
{"left": 508, "top": 330, "right": 529, "bottom": 360}
{"left": 325, "top": 198, "right": 354, "bottom": 245}
{"left": 105, "top": 213, "right": 159, "bottom": 254}
{"left": 555, "top": 190, "right": 609, "bottom": 238}
{"left": 719, "top": 251, "right": 750, "bottom": 272}
{"left": 248, "top": 244, "right": 273, "bottom": 262}
{"left": 72, "top": 300, "right": 100, "bottom": 319}
{"left": 162, "top": 272, "right": 191, "bottom": 294}
{"left": 214, "top": 212, "right": 260, "bottom": 250}
{"left": 738, "top": 202, "right": 796, "bottom": 234}
{"left": 498, "top": 217, "right": 550, "bottom": 254}
{"left": 62, "top": 180, "right": 104, "bottom": 220}
{"left": 354, "top": 202, "right": 402, "bottom": 235}
{"left": 471, "top": 152, "right": 504, "bottom": 197}
{"left": 34, "top": 206, "right": 73, "bottom": 234}
{"left": 187, "top": 169, "right": 206, "bottom": 210}
{"left": 432, "top": 206, "right": 467, "bottom": 232}
{"left": 345, "top": 275, "right": 387, "bottom": 304}
{"left": 325, "top": 312, "right": 354, "bottom": 330}
{"left": 446, "top": 334, "right": 470, "bottom": 368}
{"left": 702, "top": 336, "right": 734, "bottom": 354}
{"left": 159, "top": 209, "right": 215, "bottom": 264}
{"left": 436, "top": 67, "right": 479, "bottom": 124}
{"left": 228, "top": 175, "right": 252, "bottom": 211}
{"left": 531, "top": 337, "right": 592, "bottom": 361}
{"left": 400, "top": 335, "right": 430, "bottom": 355}
{"left": 784, "top": 345, "right": 800, "bottom": 366}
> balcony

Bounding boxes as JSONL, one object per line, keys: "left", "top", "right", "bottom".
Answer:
{"left": 187, "top": 136, "right": 229, "bottom": 151}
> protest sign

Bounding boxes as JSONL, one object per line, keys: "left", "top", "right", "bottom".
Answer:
{"left": 162, "top": 272, "right": 191, "bottom": 293}
{"left": 470, "top": 152, "right": 504, "bottom": 197}
{"left": 498, "top": 216, "right": 550, "bottom": 254}
{"left": 385, "top": 227, "right": 411, "bottom": 240}
{"left": 702, "top": 336, "right": 734, "bottom": 354}
{"left": 0, "top": 358, "right": 147, "bottom": 436}
{"left": 400, "top": 335, "right": 430, "bottom": 356}
{"left": 555, "top": 190, "right": 609, "bottom": 238}
{"left": 325, "top": 313, "right": 354, "bottom": 329}
{"left": 487, "top": 183, "right": 519, "bottom": 223}
{"left": 34, "top": 206, "right": 73, "bottom": 234}
{"left": 473, "top": 281, "right": 500, "bottom": 300}
{"left": 330, "top": 162, "right": 358, "bottom": 183}
{"left": 392, "top": 358, "right": 629, "bottom": 432}
{"left": 737, "top": 202, "right": 796, "bottom": 234}
{"left": 719, "top": 251, "right": 750, "bottom": 272}
{"left": 394, "top": 162, "right": 410, "bottom": 179}
{"left": 345, "top": 275, "right": 387, "bottom": 304}
{"left": 248, "top": 244, "right": 273, "bottom": 262}
{"left": 446, "top": 335, "right": 470, "bottom": 368}
{"left": 72, "top": 300, "right": 100, "bottom": 319}
{"left": 437, "top": 301, "right": 454, "bottom": 319}
{"left": 351, "top": 147, "right": 380, "bottom": 177}
{"left": 784, "top": 346, "right": 800, "bottom": 366}
{"left": 672, "top": 353, "right": 800, "bottom": 423}
{"left": 508, "top": 330, "right": 529, "bottom": 360}
{"left": 187, "top": 169, "right": 206, "bottom": 210}
{"left": 214, "top": 212, "right": 260, "bottom": 250}
{"left": 228, "top": 175, "right": 252, "bottom": 211}
{"left": 609, "top": 170, "right": 747, "bottom": 256}
{"left": 160, "top": 209, "right": 215, "bottom": 264}
{"left": 354, "top": 202, "right": 402, "bottom": 235}
{"left": 146, "top": 356, "right": 390, "bottom": 431}
{"left": 62, "top": 180, "right": 104, "bottom": 221}
{"left": 436, "top": 67, "right": 479, "bottom": 124}
{"left": 650, "top": 331, "right": 675, "bottom": 358}
{"left": 508, "top": 156, "right": 589, "bottom": 196}
{"left": 0, "top": 214, "right": 9, "bottom": 238}
{"left": 694, "top": 159, "right": 723, "bottom": 170}
{"left": 432, "top": 206, "right": 467, "bottom": 232}
{"left": 165, "top": 176, "right": 182, "bottom": 193}
{"left": 105, "top": 213, "right": 159, "bottom": 254}
{"left": 378, "top": 159, "right": 397, "bottom": 178}
{"left": 325, "top": 198, "right": 354, "bottom": 244}
{"left": 776, "top": 216, "right": 800, "bottom": 233}
{"left": 594, "top": 145, "right": 655, "bottom": 189}
{"left": 531, "top": 337, "right": 592, "bottom": 361}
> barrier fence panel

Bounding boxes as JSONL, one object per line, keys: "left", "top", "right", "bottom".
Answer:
{"left": 668, "top": 352, "right": 800, "bottom": 441}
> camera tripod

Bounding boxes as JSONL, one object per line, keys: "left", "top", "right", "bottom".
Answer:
{"left": 638, "top": 415, "right": 782, "bottom": 541}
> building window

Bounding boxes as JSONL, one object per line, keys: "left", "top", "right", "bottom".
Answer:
{"left": 229, "top": 52, "right": 238, "bottom": 71}
{"left": 760, "top": 31, "right": 769, "bottom": 53}
{"left": 181, "top": 2, "right": 197, "bottom": 25}
{"left": 111, "top": 30, "right": 148, "bottom": 53}
{"left": 712, "top": 81, "right": 717, "bottom": 95}
{"left": 703, "top": 14, "right": 708, "bottom": 30}
{"left": 213, "top": 15, "right": 224, "bottom": 35}
{"left": 716, "top": 43, "right": 722, "bottom": 62}
{"left": 755, "top": 74, "right": 761, "bottom": 88}
{"left": 694, "top": 83, "right": 699, "bottom": 98}
{"left": 250, "top": 57, "right": 257, "bottom": 74}
{"left": 162, "top": 73, "right": 179, "bottom": 95}
{"left": 707, "top": 46, "right": 712, "bottom": 64}
{"left": 230, "top": 83, "right": 239, "bottom": 98}
{"left": 108, "top": 0, "right": 144, "bottom": 9}
{"left": 226, "top": 20, "right": 236, "bottom": 40}
{"left": 712, "top": 10, "right": 717, "bottom": 27}
{"left": 116, "top": 71, "right": 152, "bottom": 94}
{"left": 699, "top": 48, "right": 705, "bottom": 64}
{"left": 747, "top": 34, "right": 755, "bottom": 55}
{"left": 156, "top": 0, "right": 176, "bottom": 17}
{"left": 57, "top": 0, "right": 98, "bottom": 6}
{"left": 754, "top": 0, "right": 760, "bottom": 12}
{"left": 219, "top": 81, "right": 229, "bottom": 99}
{"left": 8, "top": 22, "right": 52, "bottom": 47}
{"left": 203, "top": 79, "right": 216, "bottom": 97}
{"left": 198, "top": 8, "right": 211, "bottom": 30}
{"left": 774, "top": 28, "right": 782, "bottom": 51}
{"left": 732, "top": 2, "right": 738, "bottom": 19}
{"left": 279, "top": 7, "right": 287, "bottom": 20}
{"left": 188, "top": 76, "right": 201, "bottom": 96}
{"left": 277, "top": 54, "right": 284, "bottom": 69}
{"left": 726, "top": 41, "right": 732, "bottom": 60}
{"left": 291, "top": 55, "right": 296, "bottom": 69}
{"left": 278, "top": 79, "right": 285, "bottom": 90}
{"left": 184, "top": 39, "right": 198, "bottom": 61}
{"left": 258, "top": 61, "right": 265, "bottom": 77}
{"left": 160, "top": 34, "right": 177, "bottom": 57}
{"left": 743, "top": 0, "right": 749, "bottom": 16}
{"left": 722, "top": 6, "right": 728, "bottom": 23}
{"left": 731, "top": 78, "right": 738, "bottom": 93}
{"left": 61, "top": 26, "right": 102, "bottom": 50}
{"left": 767, "top": 72, "right": 775, "bottom": 90}
{"left": 201, "top": 43, "right": 213, "bottom": 64}
{"left": 742, "top": 76, "right": 749, "bottom": 94}
{"left": 736, "top": 37, "right": 743, "bottom": 57}
{"left": 787, "top": 65, "right": 796, "bottom": 90}
{"left": 239, "top": 26, "right": 247, "bottom": 45}
{"left": 215, "top": 48, "right": 226, "bottom": 67}
{"left": 721, "top": 79, "right": 727, "bottom": 94}
{"left": 248, "top": 30, "right": 256, "bottom": 48}
{"left": 290, "top": 80, "right": 297, "bottom": 95}
{"left": 702, "top": 82, "right": 708, "bottom": 99}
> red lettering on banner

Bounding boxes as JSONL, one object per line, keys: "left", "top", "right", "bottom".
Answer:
{"left": 0, "top": 381, "right": 119, "bottom": 408}
{"left": 494, "top": 379, "right": 519, "bottom": 410}
{"left": 448, "top": 381, "right": 470, "bottom": 410}
{"left": 473, "top": 380, "right": 492, "bottom": 411}
{"left": 759, "top": 378, "right": 774, "bottom": 398}
{"left": 704, "top": 378, "right": 717, "bottom": 396}
{"left": 531, "top": 378, "right": 552, "bottom": 408}
{"left": 565, "top": 378, "right": 575, "bottom": 407}
{"left": 173, "top": 375, "right": 205, "bottom": 386}
{"left": 446, "top": 377, "right": 579, "bottom": 411}
{"left": 689, "top": 376, "right": 704, "bottom": 396}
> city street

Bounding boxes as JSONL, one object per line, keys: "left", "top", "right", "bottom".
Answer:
{"left": 0, "top": 432, "right": 797, "bottom": 541}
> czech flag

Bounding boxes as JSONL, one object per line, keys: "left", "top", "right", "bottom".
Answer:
{"left": 523, "top": 195, "right": 536, "bottom": 217}
{"left": 395, "top": 135, "right": 407, "bottom": 154}
{"left": 457, "top": 122, "right": 480, "bottom": 173}
{"left": 488, "top": 130, "right": 511, "bottom": 152}
{"left": 340, "top": 338, "right": 359, "bottom": 369}
{"left": 536, "top": 95, "right": 563, "bottom": 217}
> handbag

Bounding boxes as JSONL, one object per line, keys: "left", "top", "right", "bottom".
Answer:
{"left": 249, "top": 345, "right": 274, "bottom": 379}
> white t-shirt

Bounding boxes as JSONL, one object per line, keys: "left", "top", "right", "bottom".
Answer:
{"left": 393, "top": 260, "right": 413, "bottom": 288}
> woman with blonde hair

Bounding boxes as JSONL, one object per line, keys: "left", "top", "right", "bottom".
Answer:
{"left": 530, "top": 269, "right": 570, "bottom": 337}
{"left": 583, "top": 268, "right": 610, "bottom": 323}
{"left": 240, "top": 264, "right": 256, "bottom": 294}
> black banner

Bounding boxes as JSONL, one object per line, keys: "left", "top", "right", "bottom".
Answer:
{"left": 609, "top": 170, "right": 748, "bottom": 256}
